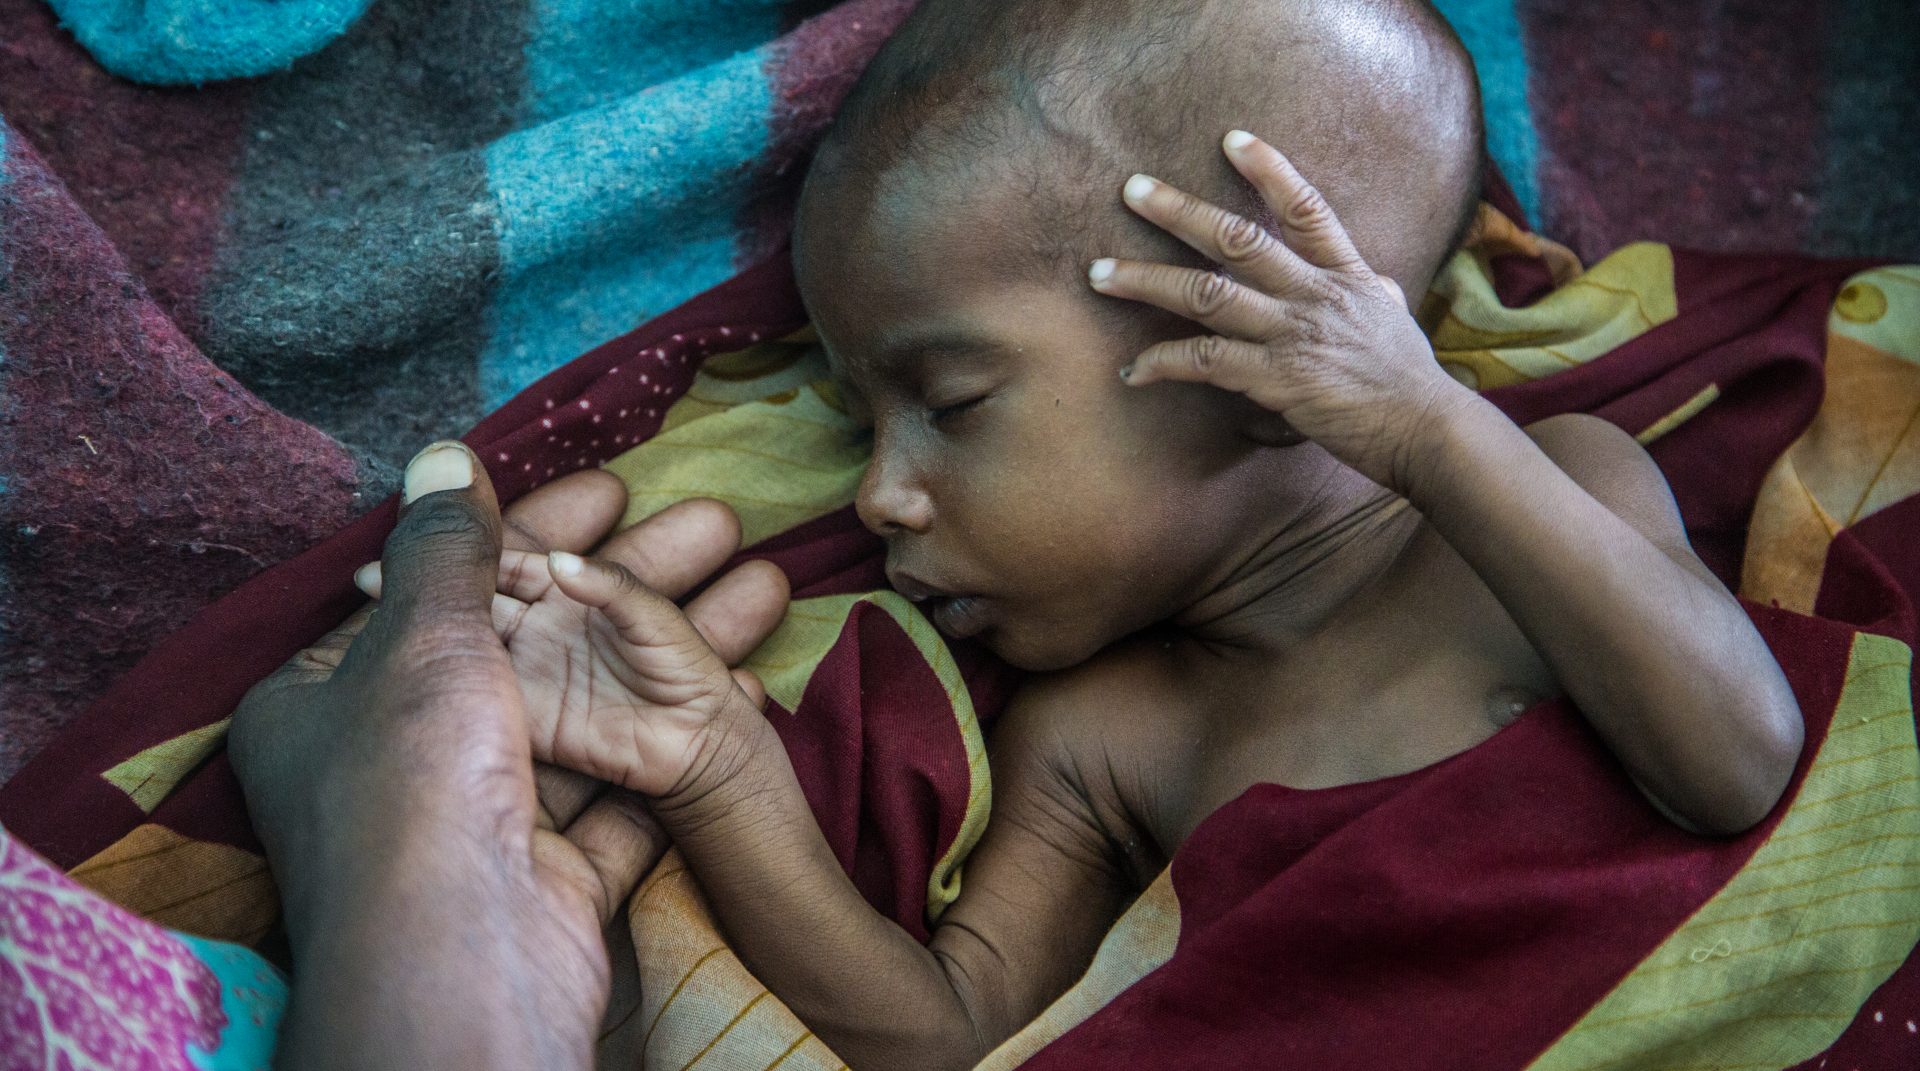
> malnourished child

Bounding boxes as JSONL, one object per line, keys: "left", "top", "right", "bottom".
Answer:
{"left": 388, "top": 1, "right": 1807, "bottom": 1066}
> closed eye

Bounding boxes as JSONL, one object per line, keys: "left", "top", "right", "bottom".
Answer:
{"left": 928, "top": 395, "right": 986, "bottom": 427}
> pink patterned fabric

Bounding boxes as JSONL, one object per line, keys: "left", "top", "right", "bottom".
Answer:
{"left": 0, "top": 826, "right": 225, "bottom": 1071}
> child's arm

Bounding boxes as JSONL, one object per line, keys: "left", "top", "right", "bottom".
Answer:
{"left": 1088, "top": 130, "right": 1802, "bottom": 835}
{"left": 1398, "top": 404, "right": 1801, "bottom": 834}
{"left": 542, "top": 553, "right": 1134, "bottom": 1071}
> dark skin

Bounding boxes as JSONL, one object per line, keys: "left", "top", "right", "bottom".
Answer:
{"left": 459, "top": 132, "right": 1803, "bottom": 1070}
{"left": 230, "top": 448, "right": 788, "bottom": 1071}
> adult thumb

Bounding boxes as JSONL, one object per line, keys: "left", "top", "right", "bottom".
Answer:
{"left": 378, "top": 440, "right": 504, "bottom": 630}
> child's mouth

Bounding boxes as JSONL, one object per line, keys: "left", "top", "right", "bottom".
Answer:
{"left": 925, "top": 595, "right": 990, "bottom": 640}
{"left": 889, "top": 570, "right": 992, "bottom": 640}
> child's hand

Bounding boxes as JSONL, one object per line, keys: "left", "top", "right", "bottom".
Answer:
{"left": 1088, "top": 129, "right": 1470, "bottom": 492}
{"left": 518, "top": 542, "right": 787, "bottom": 798}
{"left": 356, "top": 499, "right": 789, "bottom": 800}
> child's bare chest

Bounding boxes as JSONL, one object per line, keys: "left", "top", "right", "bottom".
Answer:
{"left": 1163, "top": 656, "right": 1530, "bottom": 850}
{"left": 1089, "top": 538, "right": 1557, "bottom": 876}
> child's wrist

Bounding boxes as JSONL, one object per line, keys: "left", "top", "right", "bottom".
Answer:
{"left": 1389, "top": 387, "right": 1505, "bottom": 507}
{"left": 648, "top": 692, "right": 789, "bottom": 833}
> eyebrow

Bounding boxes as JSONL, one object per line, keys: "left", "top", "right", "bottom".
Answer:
{"left": 872, "top": 328, "right": 1003, "bottom": 369}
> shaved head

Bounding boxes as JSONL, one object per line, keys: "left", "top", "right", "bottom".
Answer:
{"left": 799, "top": 0, "right": 1484, "bottom": 303}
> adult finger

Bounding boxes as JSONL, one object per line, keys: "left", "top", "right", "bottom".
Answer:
{"left": 370, "top": 499, "right": 742, "bottom": 608}
{"left": 536, "top": 765, "right": 604, "bottom": 831}
{"left": 274, "top": 604, "right": 377, "bottom": 686}
{"left": 353, "top": 468, "right": 630, "bottom": 600}
{"left": 558, "top": 790, "right": 671, "bottom": 926}
{"left": 500, "top": 468, "right": 630, "bottom": 555}
{"left": 1222, "top": 130, "right": 1369, "bottom": 275}
{"left": 683, "top": 559, "right": 790, "bottom": 666}
{"left": 352, "top": 563, "right": 545, "bottom": 646}
{"left": 1088, "top": 258, "right": 1283, "bottom": 342}
{"left": 591, "top": 498, "right": 744, "bottom": 601}
{"left": 375, "top": 440, "right": 504, "bottom": 633}
{"left": 353, "top": 549, "right": 553, "bottom": 606}
{"left": 732, "top": 668, "right": 768, "bottom": 710}
{"left": 1121, "top": 334, "right": 1286, "bottom": 402}
{"left": 1115, "top": 172, "right": 1316, "bottom": 297}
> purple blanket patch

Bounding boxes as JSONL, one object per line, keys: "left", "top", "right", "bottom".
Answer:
{"left": 0, "top": 129, "right": 365, "bottom": 781}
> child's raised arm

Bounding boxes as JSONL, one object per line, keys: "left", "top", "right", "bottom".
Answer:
{"left": 540, "top": 553, "right": 1134, "bottom": 1070}
{"left": 1088, "top": 129, "right": 1803, "bottom": 835}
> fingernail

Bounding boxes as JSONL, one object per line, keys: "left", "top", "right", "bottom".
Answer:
{"left": 548, "top": 550, "right": 584, "bottom": 578}
{"left": 1123, "top": 174, "right": 1156, "bottom": 203}
{"left": 1088, "top": 258, "right": 1117, "bottom": 285}
{"left": 1224, "top": 129, "right": 1257, "bottom": 151}
{"left": 352, "top": 561, "right": 381, "bottom": 596}
{"left": 1118, "top": 363, "right": 1134, "bottom": 382}
{"left": 402, "top": 441, "right": 476, "bottom": 504}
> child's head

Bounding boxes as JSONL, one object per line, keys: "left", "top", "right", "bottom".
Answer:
{"left": 795, "top": 0, "right": 1483, "bottom": 670}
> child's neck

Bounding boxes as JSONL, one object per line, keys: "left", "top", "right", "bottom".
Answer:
{"left": 1172, "top": 463, "right": 1421, "bottom": 654}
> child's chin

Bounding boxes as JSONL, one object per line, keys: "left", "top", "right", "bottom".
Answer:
{"left": 982, "top": 625, "right": 1104, "bottom": 674}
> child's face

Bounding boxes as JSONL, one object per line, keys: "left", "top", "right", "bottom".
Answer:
{"left": 799, "top": 193, "right": 1299, "bottom": 671}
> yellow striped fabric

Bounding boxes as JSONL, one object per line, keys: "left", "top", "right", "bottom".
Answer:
{"left": 1742, "top": 266, "right": 1920, "bottom": 613}
{"left": 976, "top": 870, "right": 1184, "bottom": 1069}
{"left": 1529, "top": 633, "right": 1920, "bottom": 1071}
{"left": 1426, "top": 223, "right": 1677, "bottom": 392}
{"left": 100, "top": 718, "right": 232, "bottom": 813}
{"left": 67, "top": 823, "right": 277, "bottom": 945}
{"left": 622, "top": 858, "right": 844, "bottom": 1071}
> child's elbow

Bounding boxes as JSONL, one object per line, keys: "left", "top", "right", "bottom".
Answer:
{"left": 1691, "top": 694, "right": 1807, "bottom": 837}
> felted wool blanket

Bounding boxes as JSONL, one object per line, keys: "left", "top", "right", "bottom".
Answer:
{"left": 0, "top": 0, "right": 917, "bottom": 780}
{"left": 6, "top": 197, "right": 1919, "bottom": 1068}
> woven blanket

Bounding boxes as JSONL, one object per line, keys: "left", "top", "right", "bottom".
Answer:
{"left": 0, "top": 0, "right": 914, "bottom": 777}
{"left": 5, "top": 196, "right": 1919, "bottom": 1066}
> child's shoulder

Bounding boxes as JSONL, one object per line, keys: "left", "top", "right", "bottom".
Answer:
{"left": 996, "top": 635, "right": 1201, "bottom": 817}
{"left": 1522, "top": 413, "right": 1688, "bottom": 547}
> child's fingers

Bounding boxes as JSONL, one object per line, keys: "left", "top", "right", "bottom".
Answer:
{"left": 1221, "top": 130, "right": 1368, "bottom": 275}
{"left": 496, "top": 549, "right": 557, "bottom": 602}
{"left": 1117, "top": 172, "right": 1316, "bottom": 297}
{"left": 1121, "top": 334, "right": 1282, "bottom": 400}
{"left": 490, "top": 592, "right": 539, "bottom": 643}
{"left": 1089, "top": 258, "right": 1282, "bottom": 341}
{"left": 546, "top": 551, "right": 715, "bottom": 663}
{"left": 685, "top": 559, "right": 790, "bottom": 664}
{"left": 591, "top": 498, "right": 744, "bottom": 602}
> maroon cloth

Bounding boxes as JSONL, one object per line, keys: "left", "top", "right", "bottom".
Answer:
{"left": 2, "top": 226, "right": 1914, "bottom": 1066}
{"left": 1026, "top": 609, "right": 1858, "bottom": 1068}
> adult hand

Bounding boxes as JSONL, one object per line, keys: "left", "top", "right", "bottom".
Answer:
{"left": 228, "top": 442, "right": 767, "bottom": 1070}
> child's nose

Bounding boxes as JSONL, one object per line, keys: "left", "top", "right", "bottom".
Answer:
{"left": 856, "top": 445, "right": 934, "bottom": 537}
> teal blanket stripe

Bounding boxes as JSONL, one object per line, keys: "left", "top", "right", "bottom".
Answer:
{"left": 1433, "top": 0, "right": 1541, "bottom": 225}
{"left": 45, "top": 0, "right": 374, "bottom": 83}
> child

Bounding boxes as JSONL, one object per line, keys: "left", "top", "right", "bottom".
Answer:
{"left": 391, "top": 0, "right": 1805, "bottom": 1066}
